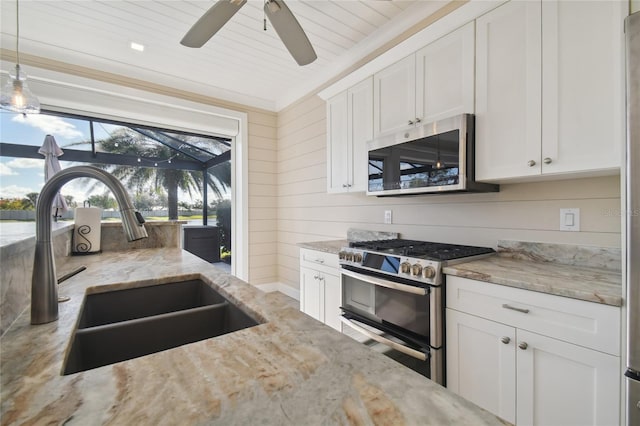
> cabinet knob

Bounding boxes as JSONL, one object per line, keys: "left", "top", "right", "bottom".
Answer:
{"left": 543, "top": 157, "right": 552, "bottom": 164}
{"left": 408, "top": 119, "right": 415, "bottom": 125}
{"left": 342, "top": 184, "right": 348, "bottom": 188}
{"left": 313, "top": 274, "right": 320, "bottom": 280}
{"left": 527, "top": 160, "right": 536, "bottom": 167}
{"left": 518, "top": 342, "right": 528, "bottom": 350}
{"left": 415, "top": 118, "right": 422, "bottom": 123}
{"left": 501, "top": 336, "right": 511, "bottom": 344}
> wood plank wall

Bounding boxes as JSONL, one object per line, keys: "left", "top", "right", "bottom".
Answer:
{"left": 276, "top": 95, "right": 622, "bottom": 292}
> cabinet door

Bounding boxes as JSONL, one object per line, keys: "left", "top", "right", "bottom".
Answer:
{"left": 300, "top": 266, "right": 322, "bottom": 322}
{"left": 373, "top": 55, "right": 416, "bottom": 137}
{"left": 347, "top": 77, "right": 373, "bottom": 192}
{"left": 327, "top": 92, "right": 349, "bottom": 192}
{"left": 416, "top": 21, "right": 475, "bottom": 124}
{"left": 516, "top": 330, "right": 620, "bottom": 426}
{"left": 475, "top": 0, "right": 542, "bottom": 181}
{"left": 446, "top": 309, "right": 516, "bottom": 424}
{"left": 322, "top": 272, "right": 342, "bottom": 332}
{"left": 541, "top": 0, "right": 624, "bottom": 175}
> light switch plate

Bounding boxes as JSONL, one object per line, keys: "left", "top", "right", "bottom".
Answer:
{"left": 560, "top": 208, "right": 580, "bottom": 231}
{"left": 384, "top": 210, "right": 392, "bottom": 224}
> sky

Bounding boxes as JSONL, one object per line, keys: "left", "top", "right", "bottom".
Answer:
{"left": 0, "top": 111, "right": 107, "bottom": 203}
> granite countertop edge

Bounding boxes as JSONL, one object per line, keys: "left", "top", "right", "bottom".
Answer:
{"left": 444, "top": 255, "right": 622, "bottom": 307}
{"left": 0, "top": 247, "right": 506, "bottom": 426}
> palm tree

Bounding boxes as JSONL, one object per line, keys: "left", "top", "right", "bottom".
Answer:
{"left": 87, "top": 128, "right": 230, "bottom": 220}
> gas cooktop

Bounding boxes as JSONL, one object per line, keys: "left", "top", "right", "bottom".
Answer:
{"left": 348, "top": 239, "right": 495, "bottom": 261}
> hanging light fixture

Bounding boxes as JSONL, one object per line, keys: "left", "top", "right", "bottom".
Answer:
{"left": 0, "top": 0, "right": 40, "bottom": 114}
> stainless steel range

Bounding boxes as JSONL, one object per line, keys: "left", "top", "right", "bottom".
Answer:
{"left": 339, "top": 239, "right": 495, "bottom": 385}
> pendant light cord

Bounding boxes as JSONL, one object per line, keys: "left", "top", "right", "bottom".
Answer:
{"left": 15, "top": 0, "right": 21, "bottom": 68}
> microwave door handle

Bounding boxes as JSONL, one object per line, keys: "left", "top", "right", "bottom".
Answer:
{"left": 340, "top": 317, "right": 428, "bottom": 362}
{"left": 341, "top": 268, "right": 428, "bottom": 296}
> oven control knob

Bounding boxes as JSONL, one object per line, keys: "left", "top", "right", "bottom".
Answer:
{"left": 354, "top": 253, "right": 363, "bottom": 263}
{"left": 411, "top": 264, "right": 423, "bottom": 276}
{"left": 422, "top": 266, "right": 436, "bottom": 279}
{"left": 400, "top": 262, "right": 411, "bottom": 274}
{"left": 346, "top": 252, "right": 354, "bottom": 261}
{"left": 338, "top": 251, "right": 347, "bottom": 260}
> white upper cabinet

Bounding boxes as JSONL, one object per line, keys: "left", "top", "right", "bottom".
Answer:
{"left": 475, "top": 0, "right": 542, "bottom": 180}
{"left": 326, "top": 91, "right": 349, "bottom": 192}
{"left": 373, "top": 22, "right": 475, "bottom": 138}
{"left": 416, "top": 21, "right": 475, "bottom": 124}
{"left": 373, "top": 55, "right": 417, "bottom": 136}
{"left": 541, "top": 0, "right": 624, "bottom": 175}
{"left": 326, "top": 77, "right": 373, "bottom": 193}
{"left": 476, "top": 0, "right": 625, "bottom": 181}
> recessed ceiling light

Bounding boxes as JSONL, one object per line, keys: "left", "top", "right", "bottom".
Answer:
{"left": 130, "top": 42, "right": 145, "bottom": 52}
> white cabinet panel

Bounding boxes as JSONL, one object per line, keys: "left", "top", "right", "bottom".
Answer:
{"left": 475, "top": 0, "right": 542, "bottom": 181}
{"left": 348, "top": 77, "right": 373, "bottom": 192}
{"left": 541, "top": 0, "right": 624, "bottom": 175}
{"left": 299, "top": 249, "right": 341, "bottom": 332}
{"left": 327, "top": 77, "right": 372, "bottom": 193}
{"left": 447, "top": 309, "right": 516, "bottom": 424}
{"left": 373, "top": 55, "right": 416, "bottom": 137}
{"left": 326, "top": 92, "right": 349, "bottom": 192}
{"left": 416, "top": 21, "right": 475, "bottom": 124}
{"left": 516, "top": 330, "right": 620, "bottom": 426}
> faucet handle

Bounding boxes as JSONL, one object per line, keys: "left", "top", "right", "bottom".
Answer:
{"left": 135, "top": 211, "right": 146, "bottom": 225}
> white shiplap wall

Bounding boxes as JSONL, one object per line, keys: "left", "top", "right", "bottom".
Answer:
{"left": 276, "top": 95, "right": 622, "bottom": 291}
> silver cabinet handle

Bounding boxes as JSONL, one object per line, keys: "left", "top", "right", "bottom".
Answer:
{"left": 501, "top": 336, "right": 511, "bottom": 344}
{"left": 315, "top": 259, "right": 325, "bottom": 264}
{"left": 415, "top": 118, "right": 422, "bottom": 123}
{"left": 502, "top": 304, "right": 530, "bottom": 314}
{"left": 313, "top": 274, "right": 320, "bottom": 280}
{"left": 527, "top": 160, "right": 536, "bottom": 167}
{"left": 518, "top": 342, "right": 528, "bottom": 350}
{"left": 342, "top": 184, "right": 348, "bottom": 188}
{"left": 543, "top": 157, "right": 552, "bottom": 164}
{"left": 408, "top": 119, "right": 415, "bottom": 125}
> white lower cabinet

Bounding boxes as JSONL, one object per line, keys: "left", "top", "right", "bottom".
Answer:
{"left": 446, "top": 276, "right": 620, "bottom": 425}
{"left": 299, "top": 248, "right": 341, "bottom": 331}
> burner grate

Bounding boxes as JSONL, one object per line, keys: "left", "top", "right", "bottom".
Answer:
{"left": 350, "top": 239, "right": 494, "bottom": 261}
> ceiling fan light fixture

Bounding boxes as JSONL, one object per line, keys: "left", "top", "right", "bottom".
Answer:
{"left": 1, "top": 0, "right": 40, "bottom": 114}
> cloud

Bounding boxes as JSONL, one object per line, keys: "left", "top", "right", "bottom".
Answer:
{"left": 0, "top": 164, "right": 18, "bottom": 176}
{"left": 12, "top": 114, "right": 84, "bottom": 139}
{"left": 0, "top": 185, "right": 36, "bottom": 199}
{"left": 6, "top": 158, "right": 43, "bottom": 169}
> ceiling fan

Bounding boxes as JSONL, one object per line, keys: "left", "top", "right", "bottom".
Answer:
{"left": 181, "top": 0, "right": 317, "bottom": 66}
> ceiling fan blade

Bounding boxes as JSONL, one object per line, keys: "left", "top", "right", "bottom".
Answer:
{"left": 264, "top": 0, "right": 317, "bottom": 66}
{"left": 181, "top": 0, "right": 247, "bottom": 48}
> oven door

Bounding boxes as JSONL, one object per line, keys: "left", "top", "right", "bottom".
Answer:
{"left": 340, "top": 267, "right": 444, "bottom": 384}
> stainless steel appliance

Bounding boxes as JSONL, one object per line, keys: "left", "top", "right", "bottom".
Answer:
{"left": 625, "top": 10, "right": 640, "bottom": 426}
{"left": 339, "top": 239, "right": 495, "bottom": 385}
{"left": 366, "top": 114, "right": 499, "bottom": 196}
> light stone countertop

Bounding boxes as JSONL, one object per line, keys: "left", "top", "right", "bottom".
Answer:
{"left": 297, "top": 239, "right": 348, "bottom": 254}
{"left": 0, "top": 248, "right": 507, "bottom": 425}
{"left": 444, "top": 255, "right": 622, "bottom": 306}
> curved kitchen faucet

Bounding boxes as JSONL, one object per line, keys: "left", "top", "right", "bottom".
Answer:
{"left": 32, "top": 166, "right": 148, "bottom": 324}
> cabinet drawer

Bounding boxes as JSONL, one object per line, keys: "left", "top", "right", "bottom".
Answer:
{"left": 300, "top": 248, "right": 339, "bottom": 273}
{"left": 446, "top": 276, "right": 620, "bottom": 355}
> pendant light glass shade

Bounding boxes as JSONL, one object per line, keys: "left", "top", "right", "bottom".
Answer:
{"left": 1, "top": 0, "right": 40, "bottom": 114}
{"left": 1, "top": 64, "right": 40, "bottom": 114}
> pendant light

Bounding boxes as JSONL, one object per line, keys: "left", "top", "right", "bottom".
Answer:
{"left": 0, "top": 0, "right": 40, "bottom": 114}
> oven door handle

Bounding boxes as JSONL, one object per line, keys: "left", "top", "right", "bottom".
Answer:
{"left": 340, "top": 316, "right": 428, "bottom": 361}
{"left": 340, "top": 268, "right": 428, "bottom": 296}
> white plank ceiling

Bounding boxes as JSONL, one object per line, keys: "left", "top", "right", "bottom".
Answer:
{"left": 0, "top": 1, "right": 444, "bottom": 111}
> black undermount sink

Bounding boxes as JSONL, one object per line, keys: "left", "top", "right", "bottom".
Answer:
{"left": 62, "top": 279, "right": 260, "bottom": 375}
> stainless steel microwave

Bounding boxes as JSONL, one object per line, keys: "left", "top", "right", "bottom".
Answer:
{"left": 366, "top": 114, "right": 499, "bottom": 196}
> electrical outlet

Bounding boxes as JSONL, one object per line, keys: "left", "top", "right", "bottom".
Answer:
{"left": 560, "top": 208, "right": 580, "bottom": 231}
{"left": 384, "top": 210, "right": 392, "bottom": 224}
